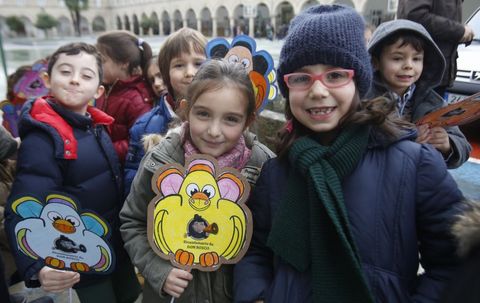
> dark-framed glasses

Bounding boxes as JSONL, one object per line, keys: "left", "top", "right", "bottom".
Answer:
{"left": 283, "top": 69, "right": 355, "bottom": 90}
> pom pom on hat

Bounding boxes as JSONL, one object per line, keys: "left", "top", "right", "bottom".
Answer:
{"left": 277, "top": 4, "right": 372, "bottom": 98}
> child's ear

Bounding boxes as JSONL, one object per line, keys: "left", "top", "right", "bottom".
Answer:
{"left": 245, "top": 112, "right": 256, "bottom": 129}
{"left": 95, "top": 85, "right": 105, "bottom": 99}
{"left": 41, "top": 72, "right": 51, "bottom": 89}
{"left": 178, "top": 99, "right": 188, "bottom": 121}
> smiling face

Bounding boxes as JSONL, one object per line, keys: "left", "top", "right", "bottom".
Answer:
{"left": 188, "top": 85, "right": 249, "bottom": 158}
{"left": 169, "top": 50, "right": 205, "bottom": 100}
{"left": 288, "top": 64, "right": 356, "bottom": 142}
{"left": 43, "top": 52, "right": 104, "bottom": 115}
{"left": 375, "top": 39, "right": 424, "bottom": 96}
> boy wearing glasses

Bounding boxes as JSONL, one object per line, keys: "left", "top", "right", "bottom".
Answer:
{"left": 368, "top": 19, "right": 471, "bottom": 168}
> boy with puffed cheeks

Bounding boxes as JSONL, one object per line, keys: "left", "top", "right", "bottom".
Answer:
{"left": 5, "top": 42, "right": 142, "bottom": 301}
{"left": 368, "top": 19, "right": 471, "bottom": 168}
{"left": 42, "top": 43, "right": 104, "bottom": 115}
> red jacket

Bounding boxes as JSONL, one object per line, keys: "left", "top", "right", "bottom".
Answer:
{"left": 96, "top": 76, "right": 152, "bottom": 163}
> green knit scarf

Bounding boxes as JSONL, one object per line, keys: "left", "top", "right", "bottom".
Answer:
{"left": 267, "top": 125, "right": 374, "bottom": 303}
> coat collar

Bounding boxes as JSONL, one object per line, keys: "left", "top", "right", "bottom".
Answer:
{"left": 29, "top": 98, "right": 113, "bottom": 159}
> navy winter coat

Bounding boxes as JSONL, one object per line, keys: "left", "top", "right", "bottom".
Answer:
{"left": 124, "top": 95, "right": 172, "bottom": 196}
{"left": 234, "top": 130, "right": 463, "bottom": 303}
{"left": 5, "top": 98, "right": 128, "bottom": 289}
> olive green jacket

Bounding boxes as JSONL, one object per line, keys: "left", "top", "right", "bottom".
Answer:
{"left": 120, "top": 130, "right": 274, "bottom": 303}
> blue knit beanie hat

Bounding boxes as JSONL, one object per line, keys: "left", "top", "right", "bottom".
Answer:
{"left": 277, "top": 4, "right": 372, "bottom": 99}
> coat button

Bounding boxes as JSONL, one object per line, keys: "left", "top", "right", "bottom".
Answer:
{"left": 65, "top": 139, "right": 70, "bottom": 145}
{"left": 65, "top": 150, "right": 71, "bottom": 156}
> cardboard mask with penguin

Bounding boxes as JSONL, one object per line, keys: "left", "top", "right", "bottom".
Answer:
{"left": 11, "top": 193, "right": 114, "bottom": 274}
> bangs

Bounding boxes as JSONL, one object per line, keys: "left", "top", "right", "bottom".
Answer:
{"left": 397, "top": 34, "right": 425, "bottom": 53}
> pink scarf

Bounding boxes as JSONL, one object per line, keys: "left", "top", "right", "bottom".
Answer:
{"left": 184, "top": 135, "right": 252, "bottom": 170}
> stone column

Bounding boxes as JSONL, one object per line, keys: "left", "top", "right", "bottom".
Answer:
{"left": 197, "top": 19, "right": 201, "bottom": 31}
{"left": 229, "top": 17, "right": 234, "bottom": 37}
{"left": 249, "top": 17, "right": 254, "bottom": 37}
{"left": 212, "top": 18, "right": 217, "bottom": 37}
{"left": 271, "top": 15, "right": 276, "bottom": 38}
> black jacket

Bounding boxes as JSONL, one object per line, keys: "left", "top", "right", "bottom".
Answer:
{"left": 397, "top": 0, "right": 465, "bottom": 87}
{"left": 5, "top": 98, "right": 127, "bottom": 288}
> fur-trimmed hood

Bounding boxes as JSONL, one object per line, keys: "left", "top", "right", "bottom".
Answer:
{"left": 142, "top": 124, "right": 183, "bottom": 153}
{"left": 452, "top": 202, "right": 480, "bottom": 257}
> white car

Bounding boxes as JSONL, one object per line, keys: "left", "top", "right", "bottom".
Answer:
{"left": 447, "top": 6, "right": 480, "bottom": 103}
{"left": 446, "top": 6, "right": 480, "bottom": 160}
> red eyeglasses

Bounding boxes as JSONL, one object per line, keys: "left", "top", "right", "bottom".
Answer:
{"left": 283, "top": 69, "right": 355, "bottom": 90}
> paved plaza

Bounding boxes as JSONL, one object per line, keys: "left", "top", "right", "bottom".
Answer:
{"left": 8, "top": 280, "right": 143, "bottom": 303}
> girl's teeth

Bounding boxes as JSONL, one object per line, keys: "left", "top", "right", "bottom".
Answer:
{"left": 310, "top": 108, "right": 333, "bottom": 114}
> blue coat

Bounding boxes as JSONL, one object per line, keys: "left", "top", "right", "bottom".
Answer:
{"left": 5, "top": 98, "right": 127, "bottom": 289}
{"left": 124, "top": 96, "right": 172, "bottom": 196}
{"left": 234, "top": 130, "right": 463, "bottom": 303}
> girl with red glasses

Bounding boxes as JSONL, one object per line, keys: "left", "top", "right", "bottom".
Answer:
{"left": 233, "top": 4, "right": 464, "bottom": 303}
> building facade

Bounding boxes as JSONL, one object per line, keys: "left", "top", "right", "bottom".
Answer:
{"left": 0, "top": 0, "right": 477, "bottom": 38}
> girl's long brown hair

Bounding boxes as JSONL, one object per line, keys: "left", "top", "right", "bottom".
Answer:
{"left": 97, "top": 30, "right": 152, "bottom": 80}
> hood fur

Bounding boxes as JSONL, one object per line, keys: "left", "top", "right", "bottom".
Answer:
{"left": 142, "top": 124, "right": 183, "bottom": 153}
{"left": 452, "top": 202, "right": 480, "bottom": 257}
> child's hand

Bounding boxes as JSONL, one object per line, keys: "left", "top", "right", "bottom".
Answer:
{"left": 416, "top": 125, "right": 451, "bottom": 154}
{"left": 426, "top": 126, "right": 451, "bottom": 155}
{"left": 38, "top": 266, "right": 80, "bottom": 293}
{"left": 162, "top": 268, "right": 193, "bottom": 298}
{"left": 415, "top": 124, "right": 431, "bottom": 144}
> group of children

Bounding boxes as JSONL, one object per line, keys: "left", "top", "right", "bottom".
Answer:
{"left": 0, "top": 3, "right": 475, "bottom": 303}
